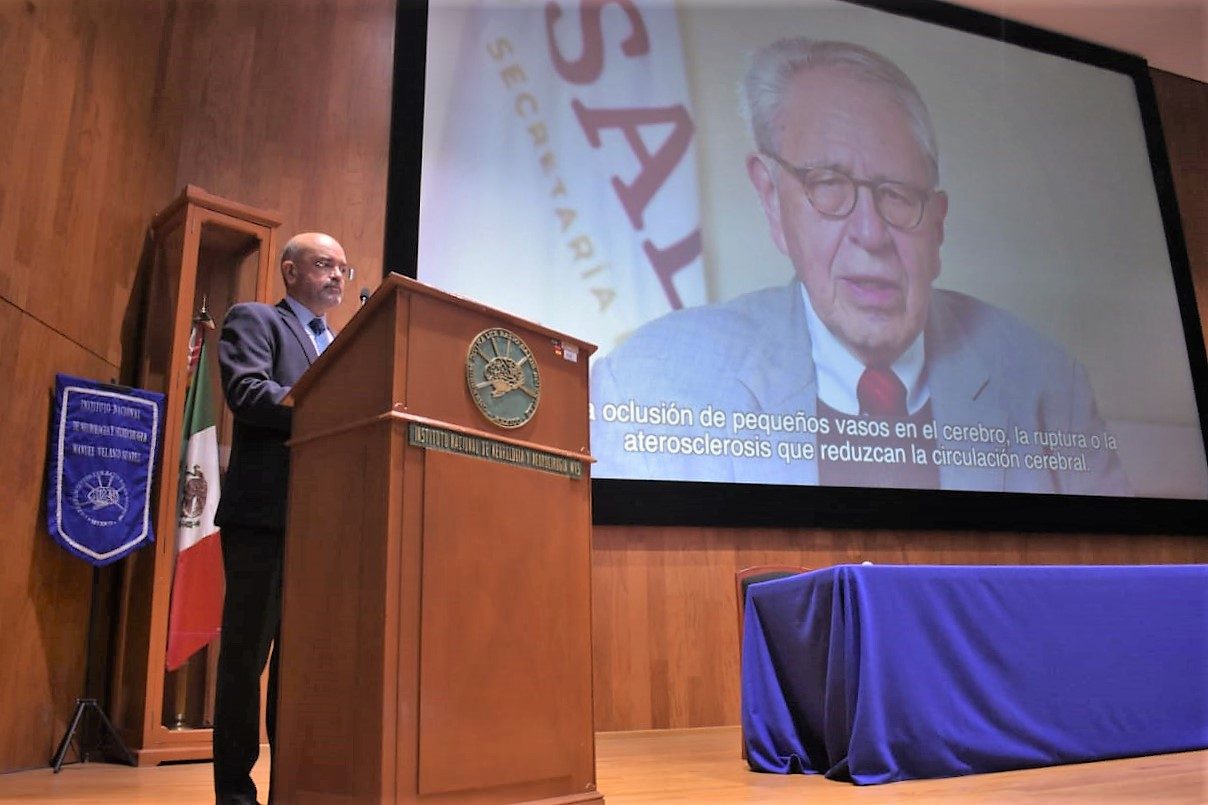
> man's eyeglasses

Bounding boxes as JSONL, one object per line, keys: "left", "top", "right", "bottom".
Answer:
{"left": 311, "top": 257, "right": 356, "bottom": 281}
{"left": 763, "top": 152, "right": 935, "bottom": 231}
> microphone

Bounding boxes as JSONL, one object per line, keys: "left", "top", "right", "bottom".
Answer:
{"left": 359, "top": 287, "right": 370, "bottom": 307}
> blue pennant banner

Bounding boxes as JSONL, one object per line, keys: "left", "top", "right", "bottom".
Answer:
{"left": 46, "top": 374, "right": 165, "bottom": 566}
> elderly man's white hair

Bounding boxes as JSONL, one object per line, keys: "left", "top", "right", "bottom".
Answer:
{"left": 741, "top": 37, "right": 940, "bottom": 186}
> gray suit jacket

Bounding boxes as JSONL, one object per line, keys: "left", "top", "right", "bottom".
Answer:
{"left": 590, "top": 283, "right": 1130, "bottom": 495}
{"left": 215, "top": 299, "right": 321, "bottom": 531}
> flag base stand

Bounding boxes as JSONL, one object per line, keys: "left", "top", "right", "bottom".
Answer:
{"left": 49, "top": 565, "right": 137, "bottom": 773}
{"left": 50, "top": 697, "right": 137, "bottom": 772}
{"left": 49, "top": 691, "right": 137, "bottom": 768}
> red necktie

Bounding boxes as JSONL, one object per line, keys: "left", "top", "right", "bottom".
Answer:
{"left": 857, "top": 367, "right": 907, "bottom": 418}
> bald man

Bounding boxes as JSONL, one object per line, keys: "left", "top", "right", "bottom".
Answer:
{"left": 213, "top": 233, "right": 352, "bottom": 805}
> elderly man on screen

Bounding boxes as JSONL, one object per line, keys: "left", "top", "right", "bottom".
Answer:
{"left": 589, "top": 37, "right": 1130, "bottom": 494}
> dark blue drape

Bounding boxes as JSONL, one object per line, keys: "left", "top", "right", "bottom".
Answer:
{"left": 742, "top": 564, "right": 1208, "bottom": 784}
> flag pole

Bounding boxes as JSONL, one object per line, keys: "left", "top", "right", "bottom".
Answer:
{"left": 169, "top": 667, "right": 189, "bottom": 730}
{"left": 167, "top": 297, "right": 218, "bottom": 730}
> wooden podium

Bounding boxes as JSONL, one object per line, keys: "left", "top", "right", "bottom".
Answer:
{"left": 276, "top": 274, "right": 602, "bottom": 804}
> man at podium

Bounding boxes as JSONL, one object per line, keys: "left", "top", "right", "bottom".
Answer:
{"left": 213, "top": 231, "right": 352, "bottom": 805}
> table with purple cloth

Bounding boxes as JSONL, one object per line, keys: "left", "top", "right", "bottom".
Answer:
{"left": 741, "top": 564, "right": 1208, "bottom": 784}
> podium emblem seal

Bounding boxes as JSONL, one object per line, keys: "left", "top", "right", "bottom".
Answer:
{"left": 466, "top": 328, "right": 541, "bottom": 428}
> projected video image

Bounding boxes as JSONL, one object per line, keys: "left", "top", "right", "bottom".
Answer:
{"left": 418, "top": 0, "right": 1208, "bottom": 501}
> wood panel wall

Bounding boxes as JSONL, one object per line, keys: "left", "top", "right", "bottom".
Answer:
{"left": 164, "top": 0, "right": 395, "bottom": 327}
{"left": 0, "top": 0, "right": 394, "bottom": 774}
{"left": 590, "top": 526, "right": 1208, "bottom": 731}
{"left": 0, "top": 0, "right": 183, "bottom": 773}
{"left": 0, "top": 1, "right": 183, "bottom": 360}
{"left": 1, "top": 0, "right": 1205, "bottom": 774}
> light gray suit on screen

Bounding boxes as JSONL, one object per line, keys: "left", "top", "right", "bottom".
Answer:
{"left": 589, "top": 282, "right": 1130, "bottom": 495}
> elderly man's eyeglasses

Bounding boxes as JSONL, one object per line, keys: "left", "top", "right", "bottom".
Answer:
{"left": 310, "top": 257, "right": 355, "bottom": 281}
{"left": 763, "top": 152, "right": 935, "bottom": 231}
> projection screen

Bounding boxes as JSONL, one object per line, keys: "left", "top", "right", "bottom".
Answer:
{"left": 402, "top": 0, "right": 1208, "bottom": 531}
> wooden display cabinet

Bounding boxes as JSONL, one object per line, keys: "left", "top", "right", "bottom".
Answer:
{"left": 109, "top": 186, "right": 280, "bottom": 764}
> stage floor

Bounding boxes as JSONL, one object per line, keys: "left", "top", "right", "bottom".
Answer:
{"left": 1, "top": 726, "right": 1204, "bottom": 803}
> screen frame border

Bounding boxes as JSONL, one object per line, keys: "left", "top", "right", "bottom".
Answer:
{"left": 387, "top": 0, "right": 1208, "bottom": 535}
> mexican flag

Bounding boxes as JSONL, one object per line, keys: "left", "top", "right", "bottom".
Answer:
{"left": 165, "top": 339, "right": 224, "bottom": 671}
